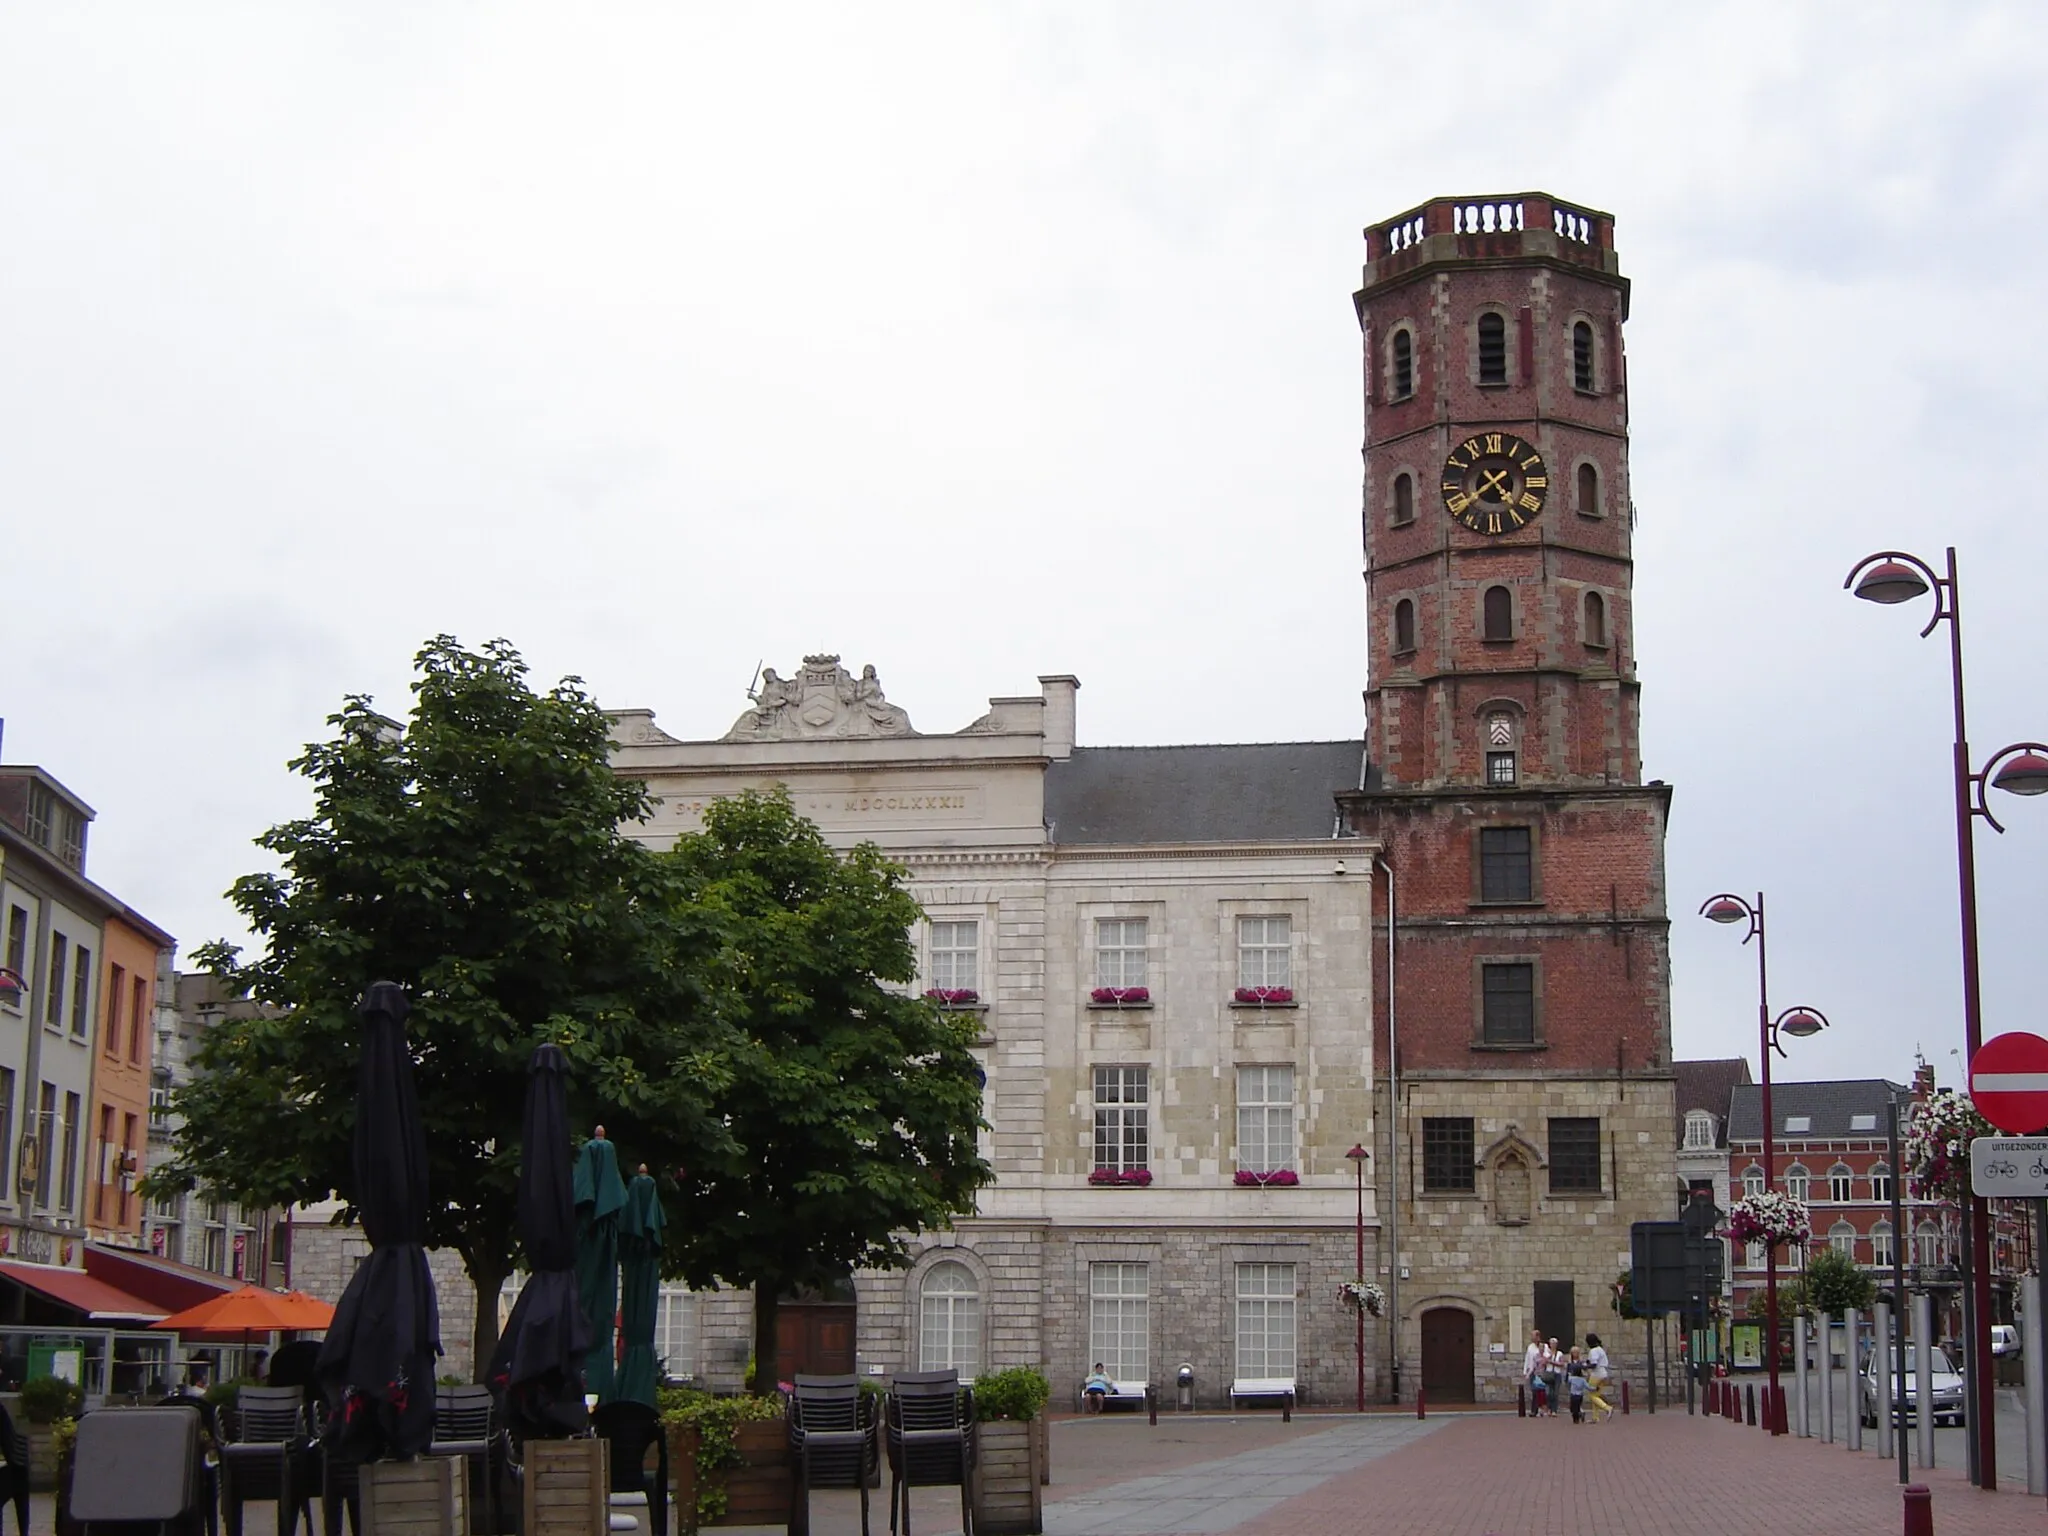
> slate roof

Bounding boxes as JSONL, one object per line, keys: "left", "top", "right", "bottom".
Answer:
{"left": 1044, "top": 742, "right": 1364, "bottom": 845}
{"left": 1726, "top": 1079, "right": 1909, "bottom": 1143}
{"left": 1673, "top": 1057, "right": 1753, "bottom": 1146}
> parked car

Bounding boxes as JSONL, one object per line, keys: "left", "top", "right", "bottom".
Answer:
{"left": 1991, "top": 1325, "right": 2020, "bottom": 1358}
{"left": 1861, "top": 1345, "right": 1966, "bottom": 1428}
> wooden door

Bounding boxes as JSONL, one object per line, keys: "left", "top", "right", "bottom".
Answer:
{"left": 774, "top": 1302, "right": 857, "bottom": 1382}
{"left": 1420, "top": 1307, "right": 1475, "bottom": 1403}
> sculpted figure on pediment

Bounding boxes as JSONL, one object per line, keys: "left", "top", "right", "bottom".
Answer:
{"left": 724, "top": 655, "right": 919, "bottom": 741}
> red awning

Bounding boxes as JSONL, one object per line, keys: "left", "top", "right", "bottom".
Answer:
{"left": 0, "top": 1260, "right": 166, "bottom": 1322}
{"left": 85, "top": 1243, "right": 240, "bottom": 1316}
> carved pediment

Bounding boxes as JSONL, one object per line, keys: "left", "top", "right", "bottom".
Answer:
{"left": 724, "top": 655, "right": 919, "bottom": 742}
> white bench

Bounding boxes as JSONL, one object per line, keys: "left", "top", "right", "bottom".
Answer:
{"left": 1079, "top": 1378, "right": 1152, "bottom": 1412}
{"left": 1229, "top": 1377, "right": 1297, "bottom": 1420}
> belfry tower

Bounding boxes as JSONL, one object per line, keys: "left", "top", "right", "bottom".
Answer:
{"left": 1339, "top": 193, "right": 1676, "bottom": 1404}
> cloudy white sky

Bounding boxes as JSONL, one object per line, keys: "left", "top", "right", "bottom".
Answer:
{"left": 4, "top": 2, "right": 2044, "bottom": 1090}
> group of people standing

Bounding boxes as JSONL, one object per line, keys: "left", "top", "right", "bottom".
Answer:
{"left": 1522, "top": 1331, "right": 1614, "bottom": 1423}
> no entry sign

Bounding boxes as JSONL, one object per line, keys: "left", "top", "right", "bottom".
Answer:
{"left": 1968, "top": 1031, "right": 2048, "bottom": 1134}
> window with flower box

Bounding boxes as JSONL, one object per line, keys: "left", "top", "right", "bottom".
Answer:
{"left": 1236, "top": 1066, "right": 1295, "bottom": 1175}
{"left": 1095, "top": 918, "right": 1147, "bottom": 990}
{"left": 1093, "top": 1066, "right": 1149, "bottom": 1174}
{"left": 1236, "top": 917, "right": 1291, "bottom": 991}
{"left": 928, "top": 921, "right": 978, "bottom": 995}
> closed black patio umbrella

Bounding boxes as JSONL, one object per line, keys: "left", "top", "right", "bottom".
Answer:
{"left": 315, "top": 981, "right": 442, "bottom": 1459}
{"left": 486, "top": 1043, "right": 592, "bottom": 1439}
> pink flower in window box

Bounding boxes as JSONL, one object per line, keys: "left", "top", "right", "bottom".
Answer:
{"left": 1087, "top": 1167, "right": 1153, "bottom": 1187}
{"left": 1090, "top": 986, "right": 1150, "bottom": 1005}
{"left": 924, "top": 988, "right": 979, "bottom": 1006}
{"left": 1234, "top": 986, "right": 1294, "bottom": 1005}
{"left": 1234, "top": 1169, "right": 1299, "bottom": 1187}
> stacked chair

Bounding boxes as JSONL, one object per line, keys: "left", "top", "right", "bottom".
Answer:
{"left": 68, "top": 1405, "right": 210, "bottom": 1536}
{"left": 219, "top": 1386, "right": 314, "bottom": 1536}
{"left": 883, "top": 1371, "right": 976, "bottom": 1536}
{"left": 786, "top": 1374, "right": 879, "bottom": 1536}
{"left": 426, "top": 1384, "right": 501, "bottom": 1535}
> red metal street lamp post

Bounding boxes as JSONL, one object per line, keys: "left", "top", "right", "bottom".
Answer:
{"left": 1847, "top": 546, "right": 2048, "bottom": 1488}
{"left": 1701, "top": 891, "right": 1829, "bottom": 1437}
{"left": 1347, "top": 1143, "right": 1369, "bottom": 1413}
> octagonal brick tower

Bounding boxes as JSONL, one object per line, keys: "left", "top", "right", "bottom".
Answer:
{"left": 1338, "top": 193, "right": 1675, "bottom": 1407}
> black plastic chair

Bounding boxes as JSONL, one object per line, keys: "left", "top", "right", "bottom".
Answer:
{"left": 218, "top": 1386, "right": 313, "bottom": 1536}
{"left": 70, "top": 1406, "right": 206, "bottom": 1536}
{"left": 788, "top": 1374, "right": 878, "bottom": 1536}
{"left": 883, "top": 1372, "right": 975, "bottom": 1536}
{"left": 426, "top": 1385, "right": 500, "bottom": 1535}
{"left": 0, "top": 1400, "right": 28, "bottom": 1536}
{"left": 589, "top": 1401, "right": 668, "bottom": 1536}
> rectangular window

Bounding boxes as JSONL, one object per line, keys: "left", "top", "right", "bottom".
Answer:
{"left": 1094, "top": 918, "right": 1148, "bottom": 989}
{"left": 1871, "top": 1168, "right": 1893, "bottom": 1203}
{"left": 1092, "top": 1066, "right": 1149, "bottom": 1173}
{"left": 1236, "top": 1066, "right": 1296, "bottom": 1174}
{"left": 1234, "top": 1263, "right": 1297, "bottom": 1381}
{"left": 59, "top": 1091, "right": 81, "bottom": 1212}
{"left": 46, "top": 935, "right": 68, "bottom": 1027}
{"left": 203, "top": 1223, "right": 226, "bottom": 1273}
{"left": 106, "top": 964, "right": 127, "bottom": 1056}
{"left": 131, "top": 975, "right": 150, "bottom": 1062}
{"left": 1236, "top": 916, "right": 1291, "bottom": 990}
{"left": 70, "top": 947, "right": 91, "bottom": 1036}
{"left": 120, "top": 1112, "right": 138, "bottom": 1226}
{"left": 1830, "top": 1170, "right": 1853, "bottom": 1203}
{"left": 1481, "top": 962, "right": 1536, "bottom": 1045}
{"left": 150, "top": 1081, "right": 172, "bottom": 1130}
{"left": 35, "top": 1082, "right": 55, "bottom": 1207}
{"left": 1486, "top": 751, "right": 1518, "bottom": 786}
{"left": 0, "top": 1067, "right": 13, "bottom": 1195}
{"left": 929, "top": 920, "right": 978, "bottom": 993}
{"left": 1872, "top": 1225, "right": 1894, "bottom": 1267}
{"left": 1743, "top": 1168, "right": 1765, "bottom": 1198}
{"left": 1829, "top": 1225, "right": 1855, "bottom": 1258}
{"left": 1422, "top": 1117, "right": 1476, "bottom": 1192}
{"left": 1478, "top": 827, "right": 1533, "bottom": 902}
{"left": 1783, "top": 1116, "right": 1811, "bottom": 1134}
{"left": 1849, "top": 1113, "right": 1878, "bottom": 1132}
{"left": 656, "top": 1284, "right": 698, "bottom": 1377}
{"left": 1548, "top": 1118, "right": 1602, "bottom": 1193}
{"left": 57, "top": 809, "right": 85, "bottom": 870}
{"left": 1785, "top": 1168, "right": 1810, "bottom": 1202}
{"left": 1745, "top": 1240, "right": 1765, "bottom": 1270}
{"left": 2, "top": 907, "right": 26, "bottom": 998}
{"left": 23, "top": 783, "right": 53, "bottom": 847}
{"left": 1089, "top": 1262, "right": 1149, "bottom": 1382}
{"left": 1915, "top": 1226, "right": 1941, "bottom": 1268}
{"left": 94, "top": 1103, "right": 115, "bottom": 1220}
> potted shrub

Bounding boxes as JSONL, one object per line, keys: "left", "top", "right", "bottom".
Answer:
{"left": 662, "top": 1389, "right": 790, "bottom": 1533}
{"left": 19, "top": 1376, "right": 83, "bottom": 1491}
{"left": 970, "top": 1368, "right": 1049, "bottom": 1536}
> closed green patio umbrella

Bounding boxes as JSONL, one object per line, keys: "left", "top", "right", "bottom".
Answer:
{"left": 573, "top": 1128, "right": 629, "bottom": 1401}
{"left": 615, "top": 1163, "right": 667, "bottom": 1406}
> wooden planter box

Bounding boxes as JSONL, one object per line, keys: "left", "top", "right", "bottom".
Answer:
{"left": 969, "top": 1420, "right": 1043, "bottom": 1536}
{"left": 670, "top": 1419, "right": 793, "bottom": 1534}
{"left": 364, "top": 1457, "right": 468, "bottom": 1536}
{"left": 523, "top": 1440, "right": 608, "bottom": 1536}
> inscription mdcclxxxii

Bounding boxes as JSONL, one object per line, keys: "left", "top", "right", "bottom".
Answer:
{"left": 843, "top": 793, "right": 968, "bottom": 812}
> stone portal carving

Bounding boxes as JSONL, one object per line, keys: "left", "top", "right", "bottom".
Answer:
{"left": 724, "top": 655, "right": 918, "bottom": 741}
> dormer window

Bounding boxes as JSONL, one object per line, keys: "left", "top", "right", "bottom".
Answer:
{"left": 1477, "top": 313, "right": 1507, "bottom": 385}
{"left": 1683, "top": 1110, "right": 1715, "bottom": 1150}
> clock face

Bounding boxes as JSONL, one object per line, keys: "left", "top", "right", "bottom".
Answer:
{"left": 1441, "top": 432, "right": 1548, "bottom": 536}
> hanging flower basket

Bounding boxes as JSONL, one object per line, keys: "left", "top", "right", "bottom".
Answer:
{"left": 1234, "top": 986, "right": 1294, "bottom": 1005}
{"left": 924, "top": 988, "right": 980, "bottom": 1006}
{"left": 1726, "top": 1189, "right": 1810, "bottom": 1248}
{"left": 1903, "top": 1087, "right": 1995, "bottom": 1205}
{"left": 1090, "top": 987, "right": 1150, "bottom": 1005}
{"left": 1339, "top": 1280, "right": 1385, "bottom": 1317}
{"left": 1087, "top": 1167, "right": 1153, "bottom": 1187}
{"left": 1234, "top": 1169, "right": 1299, "bottom": 1187}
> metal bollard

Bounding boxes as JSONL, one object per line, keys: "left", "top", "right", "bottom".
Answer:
{"left": 1620, "top": 1379, "right": 1630, "bottom": 1415}
{"left": 1147, "top": 1384, "right": 1158, "bottom": 1427}
{"left": 1416, "top": 1387, "right": 1426, "bottom": 1420}
{"left": 1746, "top": 1383, "right": 1757, "bottom": 1426}
{"left": 1901, "top": 1484, "right": 1933, "bottom": 1536}
{"left": 1518, "top": 1384, "right": 1526, "bottom": 1418}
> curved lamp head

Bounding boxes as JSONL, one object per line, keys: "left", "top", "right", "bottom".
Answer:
{"left": 1345, "top": 1144, "right": 1369, "bottom": 1162}
{"left": 1850, "top": 560, "right": 1931, "bottom": 606}
{"left": 1991, "top": 750, "right": 2048, "bottom": 798}
{"left": 1776, "top": 1008, "right": 1828, "bottom": 1039}
{"left": 1702, "top": 898, "right": 1749, "bottom": 925}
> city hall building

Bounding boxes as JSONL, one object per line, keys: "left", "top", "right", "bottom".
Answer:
{"left": 610, "top": 190, "right": 1676, "bottom": 1406}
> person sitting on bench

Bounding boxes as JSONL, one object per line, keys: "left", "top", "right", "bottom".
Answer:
{"left": 1083, "top": 1364, "right": 1114, "bottom": 1412}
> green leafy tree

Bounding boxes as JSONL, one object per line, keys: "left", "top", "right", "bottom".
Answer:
{"left": 1804, "top": 1245, "right": 1877, "bottom": 1314}
{"left": 1745, "top": 1273, "right": 1811, "bottom": 1320}
{"left": 145, "top": 637, "right": 724, "bottom": 1374}
{"left": 659, "top": 789, "right": 992, "bottom": 1391}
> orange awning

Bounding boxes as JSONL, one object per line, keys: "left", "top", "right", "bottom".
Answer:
{"left": 151, "top": 1285, "right": 335, "bottom": 1333}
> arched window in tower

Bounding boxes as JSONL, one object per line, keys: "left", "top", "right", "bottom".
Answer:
{"left": 1477, "top": 312, "right": 1507, "bottom": 385}
{"left": 1485, "top": 712, "right": 1518, "bottom": 786}
{"left": 1392, "top": 472, "right": 1414, "bottom": 525}
{"left": 1583, "top": 590, "right": 1608, "bottom": 648}
{"left": 1393, "top": 598, "right": 1416, "bottom": 655}
{"left": 1577, "top": 461, "right": 1600, "bottom": 517}
{"left": 1391, "top": 329, "right": 1414, "bottom": 400}
{"left": 1573, "top": 320, "right": 1596, "bottom": 392}
{"left": 1482, "top": 584, "right": 1513, "bottom": 642}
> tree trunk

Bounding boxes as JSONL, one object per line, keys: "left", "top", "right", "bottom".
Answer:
{"left": 470, "top": 1257, "right": 508, "bottom": 1384}
{"left": 752, "top": 1288, "right": 780, "bottom": 1396}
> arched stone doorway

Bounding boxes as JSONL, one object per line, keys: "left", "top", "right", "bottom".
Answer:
{"left": 1420, "top": 1306, "right": 1475, "bottom": 1403}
